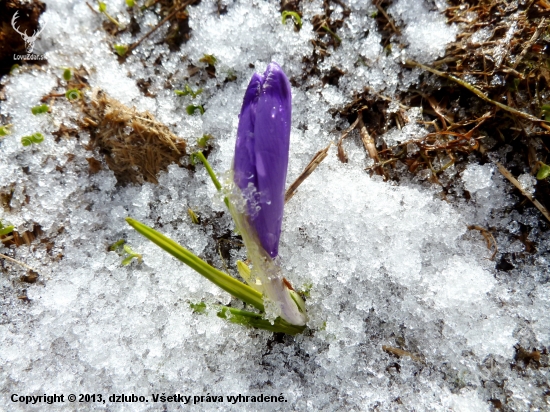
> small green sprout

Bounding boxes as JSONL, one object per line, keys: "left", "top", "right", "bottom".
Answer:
{"left": 370, "top": 11, "right": 378, "bottom": 18}
{"left": 186, "top": 104, "right": 205, "bottom": 115}
{"left": 537, "top": 162, "right": 550, "bottom": 180}
{"left": 0, "top": 220, "right": 14, "bottom": 236}
{"left": 98, "top": 1, "right": 123, "bottom": 28}
{"left": 121, "top": 244, "right": 142, "bottom": 265}
{"left": 355, "top": 57, "right": 368, "bottom": 67}
{"left": 298, "top": 282, "right": 313, "bottom": 299}
{"left": 109, "top": 239, "right": 142, "bottom": 265}
{"left": 65, "top": 89, "right": 81, "bottom": 100}
{"left": 109, "top": 239, "right": 126, "bottom": 251}
{"left": 174, "top": 84, "right": 203, "bottom": 98}
{"left": 140, "top": 0, "right": 156, "bottom": 11}
{"left": 21, "top": 132, "right": 45, "bottom": 147}
{"left": 63, "top": 68, "right": 72, "bottom": 81}
{"left": 114, "top": 44, "right": 128, "bottom": 57}
{"left": 125, "top": 0, "right": 135, "bottom": 7}
{"left": 511, "top": 78, "right": 520, "bottom": 91}
{"left": 10, "top": 64, "right": 20, "bottom": 74}
{"left": 187, "top": 208, "right": 200, "bottom": 224}
{"left": 541, "top": 104, "right": 550, "bottom": 121}
{"left": 197, "top": 134, "right": 212, "bottom": 148}
{"left": 0, "top": 125, "right": 11, "bottom": 137}
{"left": 31, "top": 104, "right": 49, "bottom": 115}
{"left": 190, "top": 301, "right": 207, "bottom": 314}
{"left": 225, "top": 69, "right": 237, "bottom": 82}
{"left": 321, "top": 25, "right": 341, "bottom": 43}
{"left": 281, "top": 11, "right": 302, "bottom": 29}
{"left": 199, "top": 54, "right": 217, "bottom": 66}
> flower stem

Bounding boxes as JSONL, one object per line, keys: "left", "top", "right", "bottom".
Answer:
{"left": 195, "top": 151, "right": 230, "bottom": 209}
{"left": 195, "top": 151, "right": 221, "bottom": 190}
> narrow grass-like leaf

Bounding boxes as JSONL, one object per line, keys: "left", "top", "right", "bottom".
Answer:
{"left": 217, "top": 306, "right": 306, "bottom": 335}
{"left": 126, "top": 217, "right": 264, "bottom": 311}
{"left": 187, "top": 208, "right": 199, "bottom": 224}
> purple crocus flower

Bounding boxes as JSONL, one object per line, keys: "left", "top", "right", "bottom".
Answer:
{"left": 233, "top": 62, "right": 291, "bottom": 258}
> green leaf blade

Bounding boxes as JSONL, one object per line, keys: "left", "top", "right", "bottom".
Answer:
{"left": 125, "top": 217, "right": 265, "bottom": 311}
{"left": 217, "top": 306, "right": 306, "bottom": 335}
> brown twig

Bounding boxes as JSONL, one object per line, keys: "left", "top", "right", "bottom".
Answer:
{"left": 467, "top": 225, "right": 498, "bottom": 260}
{"left": 336, "top": 117, "right": 359, "bottom": 163}
{"left": 496, "top": 162, "right": 550, "bottom": 222}
{"left": 375, "top": 2, "right": 400, "bottom": 35}
{"left": 285, "top": 143, "right": 332, "bottom": 203}
{"left": 86, "top": 1, "right": 99, "bottom": 15}
{"left": 126, "top": 0, "right": 192, "bottom": 55}
{"left": 406, "top": 60, "right": 544, "bottom": 123}
{"left": 0, "top": 253, "right": 38, "bottom": 273}
{"left": 512, "top": 18, "right": 547, "bottom": 70}
{"left": 358, "top": 114, "right": 383, "bottom": 175}
{"left": 382, "top": 345, "right": 423, "bottom": 363}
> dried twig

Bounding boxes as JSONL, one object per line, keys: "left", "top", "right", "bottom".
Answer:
{"left": 85, "top": 1, "right": 99, "bottom": 15}
{"left": 512, "top": 18, "right": 546, "bottom": 70}
{"left": 126, "top": 0, "right": 192, "bottom": 55}
{"left": 467, "top": 225, "right": 498, "bottom": 260}
{"left": 358, "top": 114, "right": 383, "bottom": 175}
{"left": 0, "top": 253, "right": 38, "bottom": 273}
{"left": 375, "top": 2, "right": 400, "bottom": 35}
{"left": 382, "top": 345, "right": 423, "bottom": 363}
{"left": 406, "top": 60, "right": 544, "bottom": 123}
{"left": 285, "top": 143, "right": 332, "bottom": 203}
{"left": 337, "top": 117, "right": 359, "bottom": 163}
{"left": 496, "top": 162, "right": 550, "bottom": 222}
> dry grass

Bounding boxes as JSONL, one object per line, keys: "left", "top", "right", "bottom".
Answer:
{"left": 82, "top": 89, "right": 186, "bottom": 185}
{"left": 335, "top": 1, "right": 550, "bottom": 206}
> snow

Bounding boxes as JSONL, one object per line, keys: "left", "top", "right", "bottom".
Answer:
{"left": 0, "top": 0, "right": 548, "bottom": 411}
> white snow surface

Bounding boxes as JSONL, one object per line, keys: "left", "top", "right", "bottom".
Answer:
{"left": 0, "top": 0, "right": 548, "bottom": 411}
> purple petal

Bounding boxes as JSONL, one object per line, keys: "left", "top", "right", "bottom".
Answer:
{"left": 233, "top": 63, "right": 292, "bottom": 258}
{"left": 233, "top": 73, "right": 261, "bottom": 195}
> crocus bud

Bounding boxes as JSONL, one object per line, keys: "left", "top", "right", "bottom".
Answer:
{"left": 231, "top": 63, "right": 306, "bottom": 326}
{"left": 233, "top": 62, "right": 291, "bottom": 258}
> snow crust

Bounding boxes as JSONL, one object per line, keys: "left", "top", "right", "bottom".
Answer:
{"left": 0, "top": 0, "right": 548, "bottom": 411}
